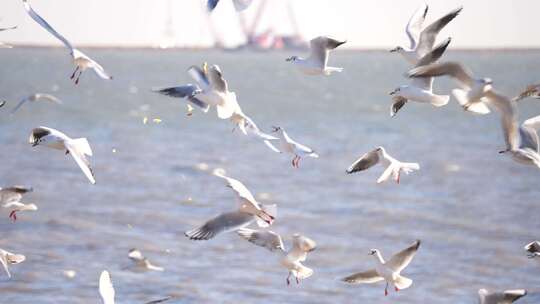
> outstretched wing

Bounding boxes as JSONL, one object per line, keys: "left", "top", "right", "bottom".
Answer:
{"left": 65, "top": 140, "right": 96, "bottom": 184}
{"left": 416, "top": 6, "right": 462, "bottom": 57}
{"left": 405, "top": 4, "right": 428, "bottom": 50}
{"left": 237, "top": 228, "right": 285, "bottom": 252}
{"left": 99, "top": 270, "right": 115, "bottom": 304}
{"left": 346, "top": 149, "right": 380, "bottom": 174}
{"left": 342, "top": 269, "right": 384, "bottom": 284}
{"left": 184, "top": 211, "right": 254, "bottom": 241}
{"left": 386, "top": 240, "right": 421, "bottom": 273}
{"left": 22, "top": 0, "right": 74, "bottom": 51}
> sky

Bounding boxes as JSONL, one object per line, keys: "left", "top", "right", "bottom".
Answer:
{"left": 1, "top": 0, "right": 540, "bottom": 49}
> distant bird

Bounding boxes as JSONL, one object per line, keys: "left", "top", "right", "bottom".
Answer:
{"left": 22, "top": 0, "right": 112, "bottom": 84}
{"left": 29, "top": 126, "right": 96, "bottom": 184}
{"left": 0, "top": 100, "right": 6, "bottom": 108}
{"left": 128, "top": 249, "right": 164, "bottom": 272}
{"left": 0, "top": 248, "right": 25, "bottom": 278}
{"left": 10, "top": 93, "right": 62, "bottom": 114}
{"left": 207, "top": 0, "right": 253, "bottom": 12}
{"left": 154, "top": 63, "right": 239, "bottom": 119}
{"left": 0, "top": 186, "right": 33, "bottom": 205}
{"left": 524, "top": 241, "right": 540, "bottom": 258}
{"left": 514, "top": 83, "right": 540, "bottom": 101}
{"left": 269, "top": 126, "right": 319, "bottom": 168}
{"left": 99, "top": 270, "right": 115, "bottom": 304}
{"left": 478, "top": 289, "right": 527, "bottom": 304}
{"left": 3, "top": 201, "right": 37, "bottom": 222}
{"left": 0, "top": 25, "right": 16, "bottom": 48}
{"left": 286, "top": 36, "right": 346, "bottom": 75}
{"left": 408, "top": 61, "right": 492, "bottom": 114}
{"left": 390, "top": 4, "right": 462, "bottom": 65}
{"left": 237, "top": 229, "right": 316, "bottom": 285}
{"left": 342, "top": 240, "right": 421, "bottom": 296}
{"left": 346, "top": 147, "right": 419, "bottom": 184}
{"left": 389, "top": 37, "right": 451, "bottom": 117}
{"left": 486, "top": 91, "right": 540, "bottom": 168}
{"left": 0, "top": 25, "right": 17, "bottom": 32}
{"left": 185, "top": 171, "right": 276, "bottom": 240}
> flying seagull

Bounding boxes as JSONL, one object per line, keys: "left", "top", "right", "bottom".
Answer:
{"left": 485, "top": 90, "right": 540, "bottom": 168}
{"left": 408, "top": 61, "right": 492, "bottom": 114}
{"left": 0, "top": 100, "right": 6, "bottom": 108}
{"left": 0, "top": 248, "right": 26, "bottom": 278}
{"left": 524, "top": 241, "right": 540, "bottom": 258}
{"left": 127, "top": 248, "right": 164, "bottom": 272}
{"left": 389, "top": 37, "right": 451, "bottom": 116}
{"left": 0, "top": 25, "right": 17, "bottom": 48}
{"left": 342, "top": 240, "right": 421, "bottom": 296}
{"left": 185, "top": 171, "right": 276, "bottom": 240}
{"left": 207, "top": 0, "right": 253, "bottom": 12}
{"left": 478, "top": 289, "right": 527, "bottom": 304}
{"left": 10, "top": 93, "right": 62, "bottom": 114}
{"left": 237, "top": 229, "right": 316, "bottom": 285}
{"left": 268, "top": 126, "right": 319, "bottom": 168}
{"left": 390, "top": 5, "right": 462, "bottom": 65}
{"left": 3, "top": 201, "right": 37, "bottom": 222}
{"left": 22, "top": 0, "right": 112, "bottom": 84}
{"left": 154, "top": 63, "right": 239, "bottom": 119}
{"left": 29, "top": 126, "right": 96, "bottom": 184}
{"left": 513, "top": 83, "right": 540, "bottom": 101}
{"left": 99, "top": 271, "right": 115, "bottom": 304}
{"left": 0, "top": 186, "right": 33, "bottom": 205}
{"left": 286, "top": 36, "right": 346, "bottom": 75}
{"left": 346, "top": 147, "right": 419, "bottom": 184}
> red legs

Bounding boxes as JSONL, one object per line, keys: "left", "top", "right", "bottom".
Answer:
{"left": 8, "top": 210, "right": 17, "bottom": 222}
{"left": 74, "top": 70, "right": 83, "bottom": 85}
{"left": 291, "top": 156, "right": 301, "bottom": 168}
{"left": 70, "top": 66, "right": 79, "bottom": 79}
{"left": 286, "top": 273, "right": 291, "bottom": 286}
{"left": 397, "top": 172, "right": 400, "bottom": 184}
{"left": 385, "top": 282, "right": 389, "bottom": 296}
{"left": 295, "top": 277, "right": 300, "bottom": 284}
{"left": 395, "top": 287, "right": 399, "bottom": 292}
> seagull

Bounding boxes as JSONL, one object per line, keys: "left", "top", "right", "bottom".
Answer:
{"left": 29, "top": 126, "right": 96, "bottom": 184}
{"left": 407, "top": 61, "right": 492, "bottom": 114}
{"left": 346, "top": 147, "right": 419, "bottom": 184}
{"left": 3, "top": 201, "right": 37, "bottom": 222}
{"left": 389, "top": 37, "right": 451, "bottom": 116}
{"left": 99, "top": 270, "right": 115, "bottom": 304}
{"left": 22, "top": 0, "right": 112, "bottom": 84}
{"left": 342, "top": 240, "right": 421, "bottom": 296}
{"left": 478, "top": 289, "right": 527, "bottom": 304}
{"left": 185, "top": 171, "right": 276, "bottom": 240}
{"left": 0, "top": 186, "right": 33, "bottom": 205}
{"left": 227, "top": 102, "right": 280, "bottom": 152}
{"left": 524, "top": 241, "right": 540, "bottom": 258}
{"left": 485, "top": 90, "right": 540, "bottom": 168}
{"left": 127, "top": 248, "right": 164, "bottom": 272}
{"left": 0, "top": 100, "right": 6, "bottom": 108}
{"left": 0, "top": 248, "right": 25, "bottom": 278}
{"left": 154, "top": 63, "right": 239, "bottom": 119}
{"left": 207, "top": 0, "right": 253, "bottom": 12}
{"left": 269, "top": 126, "right": 319, "bottom": 168}
{"left": 286, "top": 36, "right": 346, "bottom": 75}
{"left": 10, "top": 93, "right": 62, "bottom": 114}
{"left": 237, "top": 229, "right": 316, "bottom": 285}
{"left": 513, "top": 83, "right": 540, "bottom": 101}
{"left": 390, "top": 4, "right": 462, "bottom": 65}
{"left": 0, "top": 25, "right": 16, "bottom": 48}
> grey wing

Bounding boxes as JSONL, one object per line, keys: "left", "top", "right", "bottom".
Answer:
{"left": 514, "top": 83, "right": 540, "bottom": 101}
{"left": 386, "top": 240, "right": 421, "bottom": 273}
{"left": 0, "top": 186, "right": 32, "bottom": 204}
{"left": 408, "top": 61, "right": 474, "bottom": 88}
{"left": 207, "top": 0, "right": 219, "bottom": 11}
{"left": 232, "top": 0, "right": 253, "bottom": 11}
{"left": 485, "top": 90, "right": 519, "bottom": 151}
{"left": 36, "top": 94, "right": 62, "bottom": 104}
{"left": 524, "top": 241, "right": 540, "bottom": 253}
{"left": 405, "top": 4, "right": 428, "bottom": 50}
{"left": 503, "top": 290, "right": 527, "bottom": 302}
{"left": 416, "top": 7, "right": 462, "bottom": 57}
{"left": 208, "top": 66, "right": 228, "bottom": 92}
{"left": 346, "top": 149, "right": 380, "bottom": 174}
{"left": 415, "top": 37, "right": 451, "bottom": 67}
{"left": 188, "top": 65, "right": 210, "bottom": 90}
{"left": 22, "top": 0, "right": 74, "bottom": 51}
{"left": 144, "top": 296, "right": 173, "bottom": 304}
{"left": 90, "top": 61, "right": 112, "bottom": 80}
{"left": 153, "top": 85, "right": 208, "bottom": 110}
{"left": 184, "top": 211, "right": 254, "bottom": 241}
{"left": 10, "top": 98, "right": 29, "bottom": 114}
{"left": 292, "top": 234, "right": 317, "bottom": 254}
{"left": 342, "top": 269, "right": 384, "bottom": 284}
{"left": 237, "top": 228, "right": 285, "bottom": 252}
{"left": 519, "top": 126, "right": 539, "bottom": 152}
{"left": 0, "top": 26, "right": 17, "bottom": 32}
{"left": 309, "top": 36, "right": 345, "bottom": 68}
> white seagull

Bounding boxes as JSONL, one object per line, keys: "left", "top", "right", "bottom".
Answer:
{"left": 22, "top": 0, "right": 112, "bottom": 84}
{"left": 269, "top": 126, "right": 319, "bottom": 168}
{"left": 0, "top": 25, "right": 17, "bottom": 48}
{"left": 389, "top": 37, "right": 451, "bottom": 116}
{"left": 128, "top": 248, "right": 164, "bottom": 272}
{"left": 0, "top": 186, "right": 33, "bottom": 205}
{"left": 207, "top": 0, "right": 253, "bottom": 12}
{"left": 10, "top": 93, "right": 62, "bottom": 114}
{"left": 478, "top": 289, "right": 527, "bottom": 304}
{"left": 524, "top": 241, "right": 540, "bottom": 258}
{"left": 346, "top": 147, "right": 419, "bottom": 184}
{"left": 485, "top": 91, "right": 540, "bottom": 168}
{"left": 154, "top": 63, "right": 239, "bottom": 119}
{"left": 185, "top": 171, "right": 276, "bottom": 240}
{"left": 0, "top": 248, "right": 26, "bottom": 278}
{"left": 408, "top": 61, "right": 492, "bottom": 114}
{"left": 29, "top": 126, "right": 96, "bottom": 184}
{"left": 342, "top": 240, "right": 421, "bottom": 296}
{"left": 286, "top": 36, "right": 346, "bottom": 75}
{"left": 3, "top": 201, "right": 37, "bottom": 222}
{"left": 514, "top": 83, "right": 540, "bottom": 101}
{"left": 237, "top": 229, "right": 316, "bottom": 285}
{"left": 390, "top": 4, "right": 462, "bottom": 65}
{"left": 99, "top": 270, "right": 115, "bottom": 304}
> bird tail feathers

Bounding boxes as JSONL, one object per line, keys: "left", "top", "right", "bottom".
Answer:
{"left": 394, "top": 275, "right": 413, "bottom": 290}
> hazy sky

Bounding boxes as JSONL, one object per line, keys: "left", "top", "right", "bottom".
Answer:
{"left": 2, "top": 0, "right": 540, "bottom": 48}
